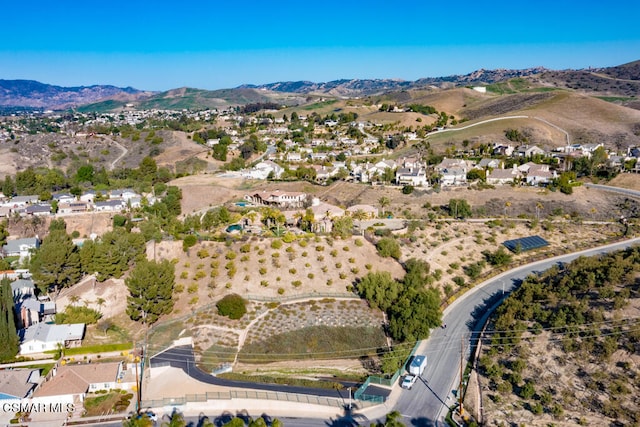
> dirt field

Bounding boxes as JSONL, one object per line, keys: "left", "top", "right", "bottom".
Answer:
{"left": 608, "top": 172, "right": 640, "bottom": 191}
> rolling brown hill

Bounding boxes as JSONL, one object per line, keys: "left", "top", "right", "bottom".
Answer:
{"left": 422, "top": 90, "right": 640, "bottom": 151}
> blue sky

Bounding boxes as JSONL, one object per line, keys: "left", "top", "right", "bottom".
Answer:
{"left": 2, "top": 0, "right": 639, "bottom": 91}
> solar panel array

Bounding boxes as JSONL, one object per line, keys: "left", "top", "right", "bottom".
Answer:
{"left": 502, "top": 235, "right": 549, "bottom": 253}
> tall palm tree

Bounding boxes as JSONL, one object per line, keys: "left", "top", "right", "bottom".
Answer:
{"left": 352, "top": 209, "right": 369, "bottom": 233}
{"left": 504, "top": 201, "right": 511, "bottom": 218}
{"left": 378, "top": 197, "right": 390, "bottom": 218}
{"left": 535, "top": 202, "right": 543, "bottom": 221}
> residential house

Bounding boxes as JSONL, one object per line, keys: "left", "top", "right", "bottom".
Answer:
{"left": 58, "top": 202, "right": 90, "bottom": 214}
{"left": 52, "top": 193, "right": 76, "bottom": 204}
{"left": 398, "top": 156, "right": 425, "bottom": 170}
{"left": 581, "top": 143, "right": 605, "bottom": 157}
{"left": 607, "top": 155, "right": 624, "bottom": 171}
{"left": 10, "top": 278, "right": 35, "bottom": 302}
{"left": 2, "top": 237, "right": 40, "bottom": 261}
{"left": 440, "top": 167, "right": 467, "bottom": 187}
{"left": 374, "top": 159, "right": 397, "bottom": 171}
{"left": 312, "top": 165, "right": 338, "bottom": 181}
{"left": 436, "top": 159, "right": 471, "bottom": 186}
{"left": 242, "top": 161, "right": 284, "bottom": 180}
{"left": 16, "top": 297, "right": 42, "bottom": 329}
{"left": 244, "top": 190, "right": 307, "bottom": 209}
{"left": 19, "top": 323, "right": 85, "bottom": 355}
{"left": 79, "top": 191, "right": 96, "bottom": 203}
{"left": 309, "top": 152, "right": 329, "bottom": 161}
{"left": 309, "top": 198, "right": 345, "bottom": 220}
{"left": 486, "top": 166, "right": 523, "bottom": 185}
{"left": 627, "top": 147, "right": 640, "bottom": 159}
{"left": 515, "top": 145, "right": 545, "bottom": 158}
{"left": 94, "top": 200, "right": 124, "bottom": 212}
{"left": 395, "top": 167, "right": 429, "bottom": 187}
{"left": 346, "top": 204, "right": 379, "bottom": 219}
{"left": 286, "top": 152, "right": 302, "bottom": 162}
{"left": 128, "top": 197, "right": 142, "bottom": 209}
{"left": 476, "top": 158, "right": 501, "bottom": 170}
{"left": 5, "top": 195, "right": 39, "bottom": 208}
{"left": 492, "top": 144, "right": 515, "bottom": 157}
{"left": 24, "top": 204, "right": 51, "bottom": 216}
{"left": 0, "top": 369, "right": 40, "bottom": 405}
{"left": 525, "top": 164, "right": 556, "bottom": 186}
{"left": 435, "top": 158, "right": 472, "bottom": 172}
{"left": 110, "top": 189, "right": 138, "bottom": 201}
{"left": 31, "top": 362, "right": 138, "bottom": 406}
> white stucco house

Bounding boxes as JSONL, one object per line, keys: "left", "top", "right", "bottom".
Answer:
{"left": 19, "top": 323, "right": 85, "bottom": 355}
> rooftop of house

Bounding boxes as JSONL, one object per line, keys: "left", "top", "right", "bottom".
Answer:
{"left": 33, "top": 362, "right": 121, "bottom": 397}
{"left": 3, "top": 237, "right": 39, "bottom": 253}
{"left": 0, "top": 369, "right": 40, "bottom": 399}
{"left": 20, "top": 322, "right": 85, "bottom": 343}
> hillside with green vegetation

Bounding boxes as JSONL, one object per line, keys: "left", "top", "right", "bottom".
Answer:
{"left": 479, "top": 246, "right": 640, "bottom": 426}
{"left": 78, "top": 87, "right": 307, "bottom": 112}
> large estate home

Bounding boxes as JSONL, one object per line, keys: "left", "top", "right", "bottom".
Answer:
{"left": 244, "top": 190, "right": 307, "bottom": 209}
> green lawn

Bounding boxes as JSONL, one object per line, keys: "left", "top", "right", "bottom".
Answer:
{"left": 239, "top": 325, "right": 387, "bottom": 363}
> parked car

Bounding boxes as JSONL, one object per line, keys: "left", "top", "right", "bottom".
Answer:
{"left": 401, "top": 374, "right": 418, "bottom": 390}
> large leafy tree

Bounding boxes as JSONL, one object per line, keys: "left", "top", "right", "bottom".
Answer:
{"left": 0, "top": 278, "right": 19, "bottom": 360}
{"left": 357, "top": 259, "right": 442, "bottom": 343}
{"left": 82, "top": 231, "right": 145, "bottom": 281}
{"left": 126, "top": 259, "right": 175, "bottom": 324}
{"left": 356, "top": 271, "right": 401, "bottom": 312}
{"left": 30, "top": 230, "right": 82, "bottom": 294}
{"left": 448, "top": 198, "right": 472, "bottom": 219}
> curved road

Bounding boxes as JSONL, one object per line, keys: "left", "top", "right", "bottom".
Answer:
{"left": 585, "top": 182, "right": 640, "bottom": 199}
{"left": 149, "top": 346, "right": 388, "bottom": 400}
{"left": 393, "top": 236, "right": 640, "bottom": 426}
{"left": 428, "top": 115, "right": 570, "bottom": 145}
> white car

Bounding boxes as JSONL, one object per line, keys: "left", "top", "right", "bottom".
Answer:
{"left": 401, "top": 374, "right": 418, "bottom": 390}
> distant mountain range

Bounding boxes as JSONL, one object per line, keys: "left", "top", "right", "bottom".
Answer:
{"left": 239, "top": 67, "right": 550, "bottom": 96}
{"left": 1, "top": 60, "right": 638, "bottom": 111}
{"left": 0, "top": 80, "right": 148, "bottom": 110}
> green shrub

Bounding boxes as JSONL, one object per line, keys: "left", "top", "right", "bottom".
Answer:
{"left": 55, "top": 306, "right": 101, "bottom": 324}
{"left": 282, "top": 232, "right": 296, "bottom": 243}
{"left": 376, "top": 237, "right": 401, "bottom": 259}
{"left": 183, "top": 235, "right": 197, "bottom": 251}
{"left": 216, "top": 294, "right": 247, "bottom": 319}
{"left": 271, "top": 239, "right": 283, "bottom": 249}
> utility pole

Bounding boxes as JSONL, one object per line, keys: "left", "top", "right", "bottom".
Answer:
{"left": 134, "top": 341, "right": 140, "bottom": 414}
{"left": 459, "top": 336, "right": 464, "bottom": 418}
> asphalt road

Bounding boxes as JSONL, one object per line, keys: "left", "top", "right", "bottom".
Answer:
{"left": 392, "top": 236, "right": 640, "bottom": 426}
{"left": 149, "top": 346, "right": 385, "bottom": 400}
{"left": 585, "top": 182, "right": 640, "bottom": 199}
